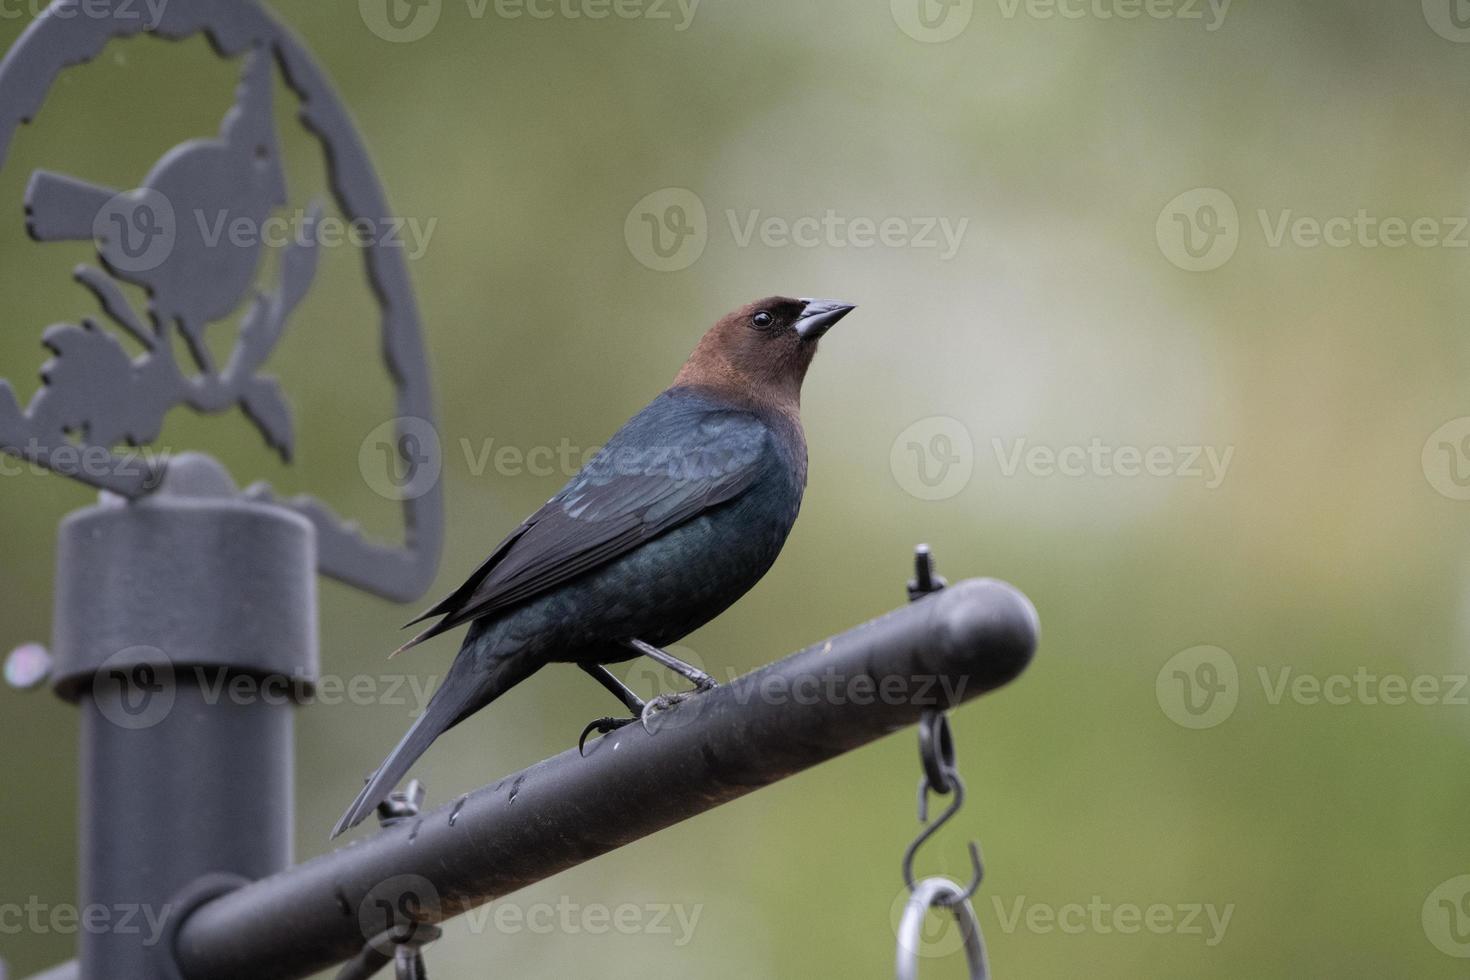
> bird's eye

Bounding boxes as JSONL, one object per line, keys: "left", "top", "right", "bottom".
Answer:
{"left": 752, "top": 311, "right": 773, "bottom": 328}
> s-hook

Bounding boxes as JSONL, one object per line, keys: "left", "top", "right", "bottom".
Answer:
{"left": 894, "top": 546, "right": 991, "bottom": 980}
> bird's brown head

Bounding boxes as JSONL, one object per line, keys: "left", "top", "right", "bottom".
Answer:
{"left": 674, "top": 296, "right": 855, "bottom": 413}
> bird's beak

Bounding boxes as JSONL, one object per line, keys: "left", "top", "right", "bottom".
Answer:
{"left": 795, "top": 298, "right": 856, "bottom": 341}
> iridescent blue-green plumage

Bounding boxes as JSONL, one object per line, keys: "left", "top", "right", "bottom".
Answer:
{"left": 332, "top": 296, "right": 852, "bottom": 837}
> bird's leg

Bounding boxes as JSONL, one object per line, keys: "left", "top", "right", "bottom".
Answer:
{"left": 623, "top": 638, "right": 719, "bottom": 691}
{"left": 577, "top": 663, "right": 645, "bottom": 755}
{"left": 582, "top": 662, "right": 646, "bottom": 713}
{"left": 623, "top": 638, "right": 719, "bottom": 733}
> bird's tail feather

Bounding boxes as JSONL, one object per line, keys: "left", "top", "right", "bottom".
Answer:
{"left": 330, "top": 653, "right": 528, "bottom": 839}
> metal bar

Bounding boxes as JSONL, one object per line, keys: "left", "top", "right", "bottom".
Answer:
{"left": 173, "top": 577, "right": 1039, "bottom": 980}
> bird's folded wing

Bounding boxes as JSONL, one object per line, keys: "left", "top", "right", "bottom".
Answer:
{"left": 395, "top": 401, "right": 771, "bottom": 653}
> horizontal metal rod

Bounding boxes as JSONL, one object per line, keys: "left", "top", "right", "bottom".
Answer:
{"left": 173, "top": 578, "right": 1039, "bottom": 980}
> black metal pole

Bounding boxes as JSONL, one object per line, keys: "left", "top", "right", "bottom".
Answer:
{"left": 172, "top": 576, "right": 1038, "bottom": 980}
{"left": 49, "top": 455, "right": 318, "bottom": 980}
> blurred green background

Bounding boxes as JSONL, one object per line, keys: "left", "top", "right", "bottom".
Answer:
{"left": 4, "top": 0, "right": 1470, "bottom": 975}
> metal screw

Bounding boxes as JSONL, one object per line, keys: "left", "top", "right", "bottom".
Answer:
{"left": 907, "top": 544, "right": 948, "bottom": 602}
{"left": 377, "top": 779, "right": 426, "bottom": 827}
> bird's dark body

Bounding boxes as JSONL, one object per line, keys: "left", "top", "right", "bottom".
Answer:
{"left": 460, "top": 386, "right": 807, "bottom": 674}
{"left": 331, "top": 295, "right": 852, "bottom": 837}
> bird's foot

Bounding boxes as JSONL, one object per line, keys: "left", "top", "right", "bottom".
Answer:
{"left": 639, "top": 681, "right": 719, "bottom": 733}
{"left": 578, "top": 715, "right": 636, "bottom": 756}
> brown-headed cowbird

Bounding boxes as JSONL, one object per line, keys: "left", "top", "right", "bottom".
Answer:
{"left": 331, "top": 296, "right": 854, "bottom": 837}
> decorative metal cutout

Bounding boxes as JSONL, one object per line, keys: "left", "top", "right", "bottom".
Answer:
{"left": 0, "top": 0, "right": 443, "bottom": 601}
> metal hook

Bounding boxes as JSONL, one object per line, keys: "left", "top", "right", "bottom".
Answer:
{"left": 917, "top": 710, "right": 956, "bottom": 795}
{"left": 902, "top": 711, "right": 983, "bottom": 905}
{"left": 334, "top": 922, "right": 442, "bottom": 980}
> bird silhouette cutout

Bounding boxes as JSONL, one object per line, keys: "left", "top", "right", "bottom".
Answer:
{"left": 0, "top": 9, "right": 442, "bottom": 601}
{"left": 3, "top": 42, "right": 316, "bottom": 471}
{"left": 24, "top": 45, "right": 286, "bottom": 373}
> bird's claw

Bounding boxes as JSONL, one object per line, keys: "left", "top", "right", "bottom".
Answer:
{"left": 639, "top": 684, "right": 716, "bottom": 733}
{"left": 578, "top": 715, "right": 635, "bottom": 756}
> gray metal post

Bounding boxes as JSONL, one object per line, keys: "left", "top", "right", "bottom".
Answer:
{"left": 49, "top": 455, "right": 318, "bottom": 980}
